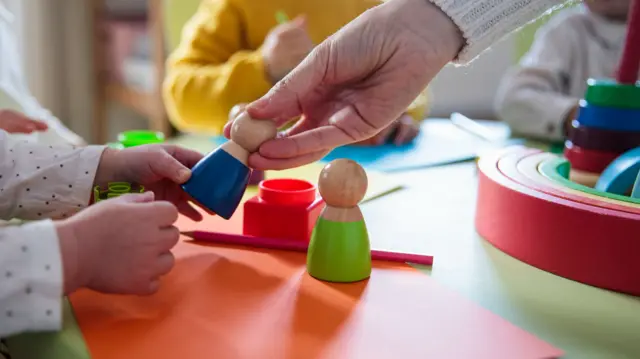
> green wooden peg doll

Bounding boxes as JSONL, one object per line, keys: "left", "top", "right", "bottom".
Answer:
{"left": 307, "top": 159, "right": 372, "bottom": 282}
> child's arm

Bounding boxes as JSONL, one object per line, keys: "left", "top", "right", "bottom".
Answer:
{"left": 0, "top": 130, "right": 104, "bottom": 220}
{"left": 163, "top": 0, "right": 272, "bottom": 135}
{"left": 0, "top": 220, "right": 66, "bottom": 337}
{"left": 0, "top": 131, "right": 104, "bottom": 337}
{"left": 494, "top": 20, "right": 579, "bottom": 142}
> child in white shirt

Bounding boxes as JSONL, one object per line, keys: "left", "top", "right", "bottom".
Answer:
{"left": 0, "top": 2, "right": 86, "bottom": 146}
{"left": 0, "top": 117, "right": 204, "bottom": 342}
{"left": 494, "top": 0, "right": 633, "bottom": 142}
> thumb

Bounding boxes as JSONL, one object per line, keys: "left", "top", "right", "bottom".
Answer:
{"left": 150, "top": 151, "right": 192, "bottom": 184}
{"left": 247, "top": 43, "right": 327, "bottom": 123}
{"left": 110, "top": 191, "right": 155, "bottom": 203}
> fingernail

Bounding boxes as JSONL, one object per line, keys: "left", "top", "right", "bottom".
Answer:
{"left": 178, "top": 169, "right": 191, "bottom": 182}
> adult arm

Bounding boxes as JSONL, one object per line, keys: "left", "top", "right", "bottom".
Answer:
{"left": 162, "top": 0, "right": 272, "bottom": 135}
{"left": 495, "top": 19, "right": 579, "bottom": 141}
{"left": 431, "top": 0, "right": 569, "bottom": 63}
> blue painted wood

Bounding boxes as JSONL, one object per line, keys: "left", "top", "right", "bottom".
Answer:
{"left": 631, "top": 170, "right": 640, "bottom": 198}
{"left": 182, "top": 147, "right": 250, "bottom": 219}
{"left": 577, "top": 100, "right": 640, "bottom": 132}
{"left": 595, "top": 147, "right": 640, "bottom": 195}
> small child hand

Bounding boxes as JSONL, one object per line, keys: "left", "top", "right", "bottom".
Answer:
{"left": 262, "top": 15, "right": 314, "bottom": 83}
{"left": 357, "top": 114, "right": 419, "bottom": 146}
{"left": 0, "top": 110, "right": 48, "bottom": 134}
{"left": 56, "top": 192, "right": 179, "bottom": 295}
{"left": 95, "top": 144, "right": 205, "bottom": 221}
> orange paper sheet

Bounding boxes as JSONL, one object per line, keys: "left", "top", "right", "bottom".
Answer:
{"left": 69, "top": 216, "right": 562, "bottom": 359}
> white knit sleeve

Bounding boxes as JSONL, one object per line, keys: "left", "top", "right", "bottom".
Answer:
{"left": 427, "top": 0, "right": 572, "bottom": 63}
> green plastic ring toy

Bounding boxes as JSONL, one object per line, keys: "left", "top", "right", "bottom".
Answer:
{"left": 538, "top": 157, "right": 640, "bottom": 205}
{"left": 117, "top": 130, "right": 165, "bottom": 148}
{"left": 584, "top": 78, "right": 640, "bottom": 109}
{"left": 94, "top": 182, "right": 145, "bottom": 202}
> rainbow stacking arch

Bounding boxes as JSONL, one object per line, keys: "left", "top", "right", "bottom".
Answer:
{"left": 476, "top": 146, "right": 640, "bottom": 296}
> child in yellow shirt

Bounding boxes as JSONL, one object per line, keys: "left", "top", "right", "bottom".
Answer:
{"left": 163, "top": 0, "right": 430, "bottom": 145}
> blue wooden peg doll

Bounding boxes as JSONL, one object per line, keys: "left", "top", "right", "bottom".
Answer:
{"left": 182, "top": 112, "right": 277, "bottom": 219}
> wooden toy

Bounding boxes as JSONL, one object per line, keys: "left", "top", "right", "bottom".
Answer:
{"left": 476, "top": 147, "right": 640, "bottom": 296}
{"left": 565, "top": 3, "right": 640, "bottom": 173}
{"left": 568, "top": 119, "right": 640, "bottom": 153}
{"left": 595, "top": 147, "right": 640, "bottom": 195}
{"left": 307, "top": 159, "right": 372, "bottom": 283}
{"left": 243, "top": 178, "right": 325, "bottom": 242}
{"left": 632, "top": 170, "right": 640, "bottom": 198}
{"left": 539, "top": 156, "right": 640, "bottom": 205}
{"left": 182, "top": 230, "right": 434, "bottom": 265}
{"left": 182, "top": 112, "right": 277, "bottom": 219}
{"left": 568, "top": 168, "right": 600, "bottom": 188}
{"left": 500, "top": 149, "right": 640, "bottom": 214}
{"left": 563, "top": 141, "right": 620, "bottom": 173}
{"left": 574, "top": 100, "right": 640, "bottom": 132}
{"left": 248, "top": 169, "right": 265, "bottom": 185}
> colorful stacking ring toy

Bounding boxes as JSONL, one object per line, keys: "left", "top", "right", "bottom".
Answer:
{"left": 563, "top": 141, "right": 620, "bottom": 173}
{"left": 574, "top": 100, "right": 640, "bottom": 132}
{"left": 564, "top": 1, "right": 640, "bottom": 173}
{"left": 568, "top": 120, "right": 640, "bottom": 153}
{"left": 476, "top": 146, "right": 640, "bottom": 296}
{"left": 117, "top": 130, "right": 165, "bottom": 148}
{"left": 94, "top": 182, "right": 145, "bottom": 202}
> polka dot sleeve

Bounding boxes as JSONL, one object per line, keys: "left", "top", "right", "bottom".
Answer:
{"left": 0, "top": 130, "right": 105, "bottom": 220}
{"left": 0, "top": 219, "right": 63, "bottom": 337}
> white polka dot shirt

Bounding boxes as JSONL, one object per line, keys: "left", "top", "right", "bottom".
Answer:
{"left": 0, "top": 130, "right": 105, "bottom": 338}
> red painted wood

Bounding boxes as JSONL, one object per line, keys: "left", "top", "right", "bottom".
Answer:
{"left": 476, "top": 148, "right": 640, "bottom": 296}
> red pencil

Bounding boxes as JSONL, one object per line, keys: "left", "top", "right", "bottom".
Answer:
{"left": 181, "top": 230, "right": 433, "bottom": 266}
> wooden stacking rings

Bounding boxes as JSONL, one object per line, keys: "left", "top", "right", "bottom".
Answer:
{"left": 476, "top": 146, "right": 640, "bottom": 296}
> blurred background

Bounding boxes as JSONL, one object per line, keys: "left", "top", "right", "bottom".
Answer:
{"left": 5, "top": 0, "right": 553, "bottom": 144}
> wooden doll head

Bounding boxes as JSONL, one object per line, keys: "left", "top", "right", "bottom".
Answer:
{"left": 318, "top": 159, "right": 368, "bottom": 208}
{"left": 230, "top": 112, "right": 278, "bottom": 153}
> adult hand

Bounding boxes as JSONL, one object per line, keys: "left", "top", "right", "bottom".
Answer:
{"left": 56, "top": 192, "right": 179, "bottom": 295}
{"left": 238, "top": 0, "right": 463, "bottom": 169}
{"left": 0, "top": 110, "right": 48, "bottom": 134}
{"left": 356, "top": 113, "right": 419, "bottom": 146}
{"left": 95, "top": 144, "right": 205, "bottom": 221}
{"left": 262, "top": 15, "right": 314, "bottom": 83}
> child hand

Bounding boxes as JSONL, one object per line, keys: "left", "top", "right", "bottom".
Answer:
{"left": 56, "top": 192, "right": 179, "bottom": 295}
{"left": 0, "top": 110, "right": 48, "bottom": 134}
{"left": 356, "top": 114, "right": 420, "bottom": 146}
{"left": 262, "top": 15, "right": 314, "bottom": 83}
{"left": 95, "top": 144, "right": 205, "bottom": 221}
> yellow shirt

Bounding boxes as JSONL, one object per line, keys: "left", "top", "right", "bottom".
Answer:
{"left": 163, "top": 0, "right": 430, "bottom": 135}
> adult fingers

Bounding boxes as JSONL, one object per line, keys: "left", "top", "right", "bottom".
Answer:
{"left": 258, "top": 105, "right": 374, "bottom": 159}
{"left": 248, "top": 149, "right": 330, "bottom": 170}
{"left": 229, "top": 103, "right": 247, "bottom": 123}
{"left": 246, "top": 40, "right": 329, "bottom": 121}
